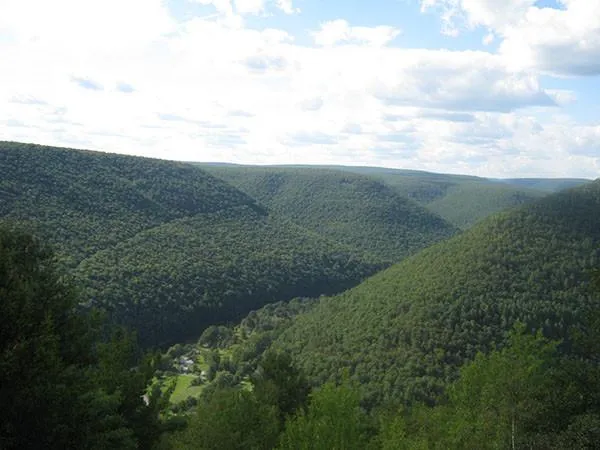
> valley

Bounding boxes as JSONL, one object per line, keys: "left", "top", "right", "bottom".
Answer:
{"left": 1, "top": 141, "right": 599, "bottom": 449}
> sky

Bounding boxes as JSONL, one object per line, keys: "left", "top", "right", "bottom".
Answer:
{"left": 1, "top": 0, "right": 600, "bottom": 178}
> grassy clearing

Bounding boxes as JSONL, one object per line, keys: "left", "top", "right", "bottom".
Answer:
{"left": 170, "top": 374, "right": 204, "bottom": 404}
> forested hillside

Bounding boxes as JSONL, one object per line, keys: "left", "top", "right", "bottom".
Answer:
{"left": 500, "top": 177, "right": 591, "bottom": 192}
{"left": 426, "top": 182, "right": 545, "bottom": 229}
{"left": 204, "top": 166, "right": 457, "bottom": 263}
{"left": 0, "top": 142, "right": 380, "bottom": 348}
{"left": 0, "top": 141, "right": 263, "bottom": 266}
{"left": 75, "top": 206, "right": 380, "bottom": 347}
{"left": 263, "top": 180, "right": 600, "bottom": 406}
{"left": 334, "top": 166, "right": 483, "bottom": 203}
{"left": 339, "top": 166, "right": 582, "bottom": 228}
{"left": 204, "top": 163, "right": 587, "bottom": 230}
{"left": 4, "top": 224, "right": 600, "bottom": 449}
{"left": 338, "top": 165, "right": 588, "bottom": 200}
{"left": 4, "top": 142, "right": 600, "bottom": 448}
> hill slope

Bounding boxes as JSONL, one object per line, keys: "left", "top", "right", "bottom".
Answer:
{"left": 204, "top": 163, "right": 588, "bottom": 230}
{"left": 338, "top": 166, "right": 582, "bottom": 229}
{"left": 0, "top": 141, "right": 262, "bottom": 266}
{"left": 336, "top": 165, "right": 588, "bottom": 200}
{"left": 498, "top": 177, "right": 591, "bottom": 192}
{"left": 334, "top": 166, "right": 484, "bottom": 204}
{"left": 204, "top": 166, "right": 457, "bottom": 263}
{"left": 0, "top": 142, "right": 381, "bottom": 347}
{"left": 426, "top": 181, "right": 545, "bottom": 229}
{"left": 269, "top": 180, "right": 600, "bottom": 406}
{"left": 75, "top": 206, "right": 379, "bottom": 347}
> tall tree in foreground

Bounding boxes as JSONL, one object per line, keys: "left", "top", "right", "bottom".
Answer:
{"left": 278, "top": 379, "right": 372, "bottom": 450}
{"left": 445, "top": 324, "right": 558, "bottom": 449}
{"left": 252, "top": 351, "right": 311, "bottom": 425}
{"left": 379, "top": 313, "right": 600, "bottom": 449}
{"left": 0, "top": 225, "right": 93, "bottom": 448}
{"left": 0, "top": 225, "right": 165, "bottom": 449}
{"left": 169, "top": 388, "right": 280, "bottom": 450}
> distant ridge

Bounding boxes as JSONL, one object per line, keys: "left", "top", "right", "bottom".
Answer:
{"left": 200, "top": 162, "right": 591, "bottom": 229}
{"left": 204, "top": 165, "right": 457, "bottom": 263}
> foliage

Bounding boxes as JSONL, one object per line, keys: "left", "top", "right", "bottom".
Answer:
{"left": 378, "top": 322, "right": 600, "bottom": 449}
{"left": 4, "top": 142, "right": 599, "bottom": 448}
{"left": 0, "top": 142, "right": 384, "bottom": 348}
{"left": 75, "top": 206, "right": 381, "bottom": 347}
{"left": 252, "top": 351, "right": 311, "bottom": 424}
{"left": 169, "top": 388, "right": 280, "bottom": 450}
{"left": 0, "top": 141, "right": 262, "bottom": 267}
{"left": 501, "top": 177, "right": 591, "bottom": 193}
{"left": 277, "top": 379, "right": 372, "bottom": 450}
{"left": 427, "top": 182, "right": 544, "bottom": 229}
{"left": 441, "top": 324, "right": 559, "bottom": 449}
{"left": 0, "top": 225, "right": 170, "bottom": 449}
{"left": 328, "top": 165, "right": 587, "bottom": 228}
{"left": 269, "top": 180, "right": 600, "bottom": 406}
{"left": 205, "top": 166, "right": 457, "bottom": 263}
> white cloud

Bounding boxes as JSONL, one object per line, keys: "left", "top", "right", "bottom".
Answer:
{"left": 192, "top": 0, "right": 298, "bottom": 16}
{"left": 377, "top": 110, "right": 600, "bottom": 177}
{"left": 421, "top": 0, "right": 600, "bottom": 76}
{"left": 312, "top": 20, "right": 401, "bottom": 47}
{"left": 194, "top": 0, "right": 235, "bottom": 16}
{"left": 0, "top": 0, "right": 174, "bottom": 55}
{"left": 372, "top": 50, "right": 555, "bottom": 112}
{"left": 0, "top": 5, "right": 598, "bottom": 178}
{"left": 234, "top": 0, "right": 267, "bottom": 15}
{"left": 500, "top": 1, "right": 600, "bottom": 75}
{"left": 275, "top": 0, "right": 298, "bottom": 14}
{"left": 546, "top": 89, "right": 577, "bottom": 106}
{"left": 429, "top": 0, "right": 537, "bottom": 33}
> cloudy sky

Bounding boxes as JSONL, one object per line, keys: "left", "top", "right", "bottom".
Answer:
{"left": 1, "top": 0, "right": 600, "bottom": 178}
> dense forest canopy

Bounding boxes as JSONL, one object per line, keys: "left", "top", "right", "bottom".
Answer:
{"left": 75, "top": 205, "right": 382, "bottom": 347}
{"left": 1, "top": 142, "right": 477, "bottom": 348}
{"left": 344, "top": 167, "right": 589, "bottom": 228}
{"left": 202, "top": 163, "right": 588, "bottom": 230}
{"left": 0, "top": 225, "right": 171, "bottom": 449}
{"left": 0, "top": 142, "right": 388, "bottom": 347}
{"left": 264, "top": 180, "right": 600, "bottom": 406}
{"left": 203, "top": 165, "right": 457, "bottom": 263}
{"left": 4, "top": 224, "right": 600, "bottom": 449}
{"left": 0, "top": 142, "right": 264, "bottom": 267}
{"left": 2, "top": 141, "right": 600, "bottom": 448}
{"left": 425, "top": 182, "right": 545, "bottom": 229}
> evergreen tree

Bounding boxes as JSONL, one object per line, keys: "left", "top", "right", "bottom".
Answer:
{"left": 278, "top": 379, "right": 370, "bottom": 450}
{"left": 252, "top": 351, "right": 311, "bottom": 425}
{"left": 0, "top": 225, "right": 167, "bottom": 449}
{"left": 0, "top": 225, "right": 93, "bottom": 448}
{"left": 170, "top": 388, "right": 279, "bottom": 450}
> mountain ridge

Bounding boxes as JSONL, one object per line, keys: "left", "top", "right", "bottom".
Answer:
{"left": 266, "top": 179, "right": 600, "bottom": 405}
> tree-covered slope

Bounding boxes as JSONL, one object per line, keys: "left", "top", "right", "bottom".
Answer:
{"left": 335, "top": 166, "right": 484, "bottom": 204}
{"left": 337, "top": 166, "right": 587, "bottom": 229}
{"left": 426, "top": 181, "right": 545, "bottom": 229}
{"left": 270, "top": 180, "right": 600, "bottom": 406}
{"left": 0, "top": 142, "right": 381, "bottom": 348}
{"left": 204, "top": 163, "right": 588, "bottom": 231}
{"left": 0, "top": 141, "right": 262, "bottom": 266}
{"left": 76, "top": 206, "right": 380, "bottom": 348}
{"left": 203, "top": 166, "right": 457, "bottom": 263}
{"left": 335, "top": 165, "right": 588, "bottom": 202}
{"left": 0, "top": 225, "right": 173, "bottom": 450}
{"left": 499, "top": 177, "right": 591, "bottom": 193}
